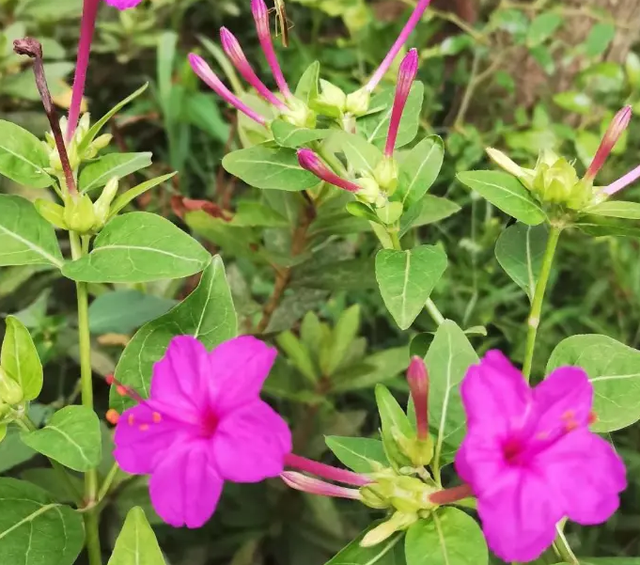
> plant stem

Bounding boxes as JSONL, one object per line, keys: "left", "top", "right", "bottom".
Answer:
{"left": 554, "top": 524, "right": 579, "bottom": 565}
{"left": 522, "top": 225, "right": 562, "bottom": 382}
{"left": 70, "top": 231, "right": 102, "bottom": 565}
{"left": 385, "top": 228, "right": 446, "bottom": 327}
{"left": 96, "top": 462, "right": 121, "bottom": 504}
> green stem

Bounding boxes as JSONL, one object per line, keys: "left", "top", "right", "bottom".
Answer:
{"left": 522, "top": 225, "right": 562, "bottom": 382}
{"left": 70, "top": 232, "right": 102, "bottom": 565}
{"left": 554, "top": 524, "right": 579, "bottom": 565}
{"left": 97, "top": 463, "right": 120, "bottom": 505}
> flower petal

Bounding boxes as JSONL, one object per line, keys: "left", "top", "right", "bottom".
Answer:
{"left": 150, "top": 335, "right": 211, "bottom": 415}
{"left": 461, "top": 350, "right": 531, "bottom": 434}
{"left": 477, "top": 467, "right": 563, "bottom": 563}
{"left": 208, "top": 336, "right": 277, "bottom": 415}
{"left": 149, "top": 441, "right": 223, "bottom": 529}
{"left": 532, "top": 366, "right": 593, "bottom": 434}
{"left": 214, "top": 400, "right": 291, "bottom": 483}
{"left": 113, "top": 404, "right": 189, "bottom": 475}
{"left": 454, "top": 431, "right": 504, "bottom": 494}
{"left": 537, "top": 429, "right": 626, "bottom": 525}
{"left": 103, "top": 0, "right": 144, "bottom": 9}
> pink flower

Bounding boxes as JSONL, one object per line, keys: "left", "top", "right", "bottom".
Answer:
{"left": 68, "top": 0, "right": 144, "bottom": 140}
{"left": 189, "top": 53, "right": 268, "bottom": 126}
{"left": 366, "top": 0, "right": 432, "bottom": 92}
{"left": 585, "top": 106, "right": 632, "bottom": 183}
{"left": 281, "top": 472, "right": 363, "bottom": 500}
{"left": 297, "top": 149, "right": 362, "bottom": 193}
{"left": 385, "top": 49, "right": 418, "bottom": 157}
{"left": 251, "top": 0, "right": 292, "bottom": 100}
{"left": 220, "top": 27, "right": 288, "bottom": 111}
{"left": 407, "top": 356, "right": 428, "bottom": 440}
{"left": 113, "top": 335, "right": 292, "bottom": 529}
{"left": 455, "top": 351, "right": 626, "bottom": 562}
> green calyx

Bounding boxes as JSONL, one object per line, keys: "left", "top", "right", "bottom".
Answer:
{"left": 530, "top": 152, "right": 591, "bottom": 210}
{"left": 345, "top": 87, "right": 371, "bottom": 116}
{"left": 281, "top": 97, "right": 317, "bottom": 129}
{"left": 0, "top": 366, "right": 23, "bottom": 406}
{"left": 360, "top": 472, "right": 438, "bottom": 514}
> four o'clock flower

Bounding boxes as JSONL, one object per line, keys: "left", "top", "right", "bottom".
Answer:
{"left": 112, "top": 335, "right": 292, "bottom": 528}
{"left": 455, "top": 350, "right": 626, "bottom": 562}
{"left": 385, "top": 49, "right": 419, "bottom": 158}
{"left": 585, "top": 106, "right": 632, "bottom": 183}
{"left": 189, "top": 54, "right": 269, "bottom": 126}
{"left": 67, "top": 0, "right": 144, "bottom": 140}
{"left": 297, "top": 149, "right": 362, "bottom": 193}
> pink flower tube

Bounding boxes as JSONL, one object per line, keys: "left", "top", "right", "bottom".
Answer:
{"left": 297, "top": 149, "right": 361, "bottom": 192}
{"left": 281, "top": 472, "right": 363, "bottom": 500}
{"left": 385, "top": 49, "right": 419, "bottom": 157}
{"left": 407, "top": 356, "right": 428, "bottom": 440}
{"left": 585, "top": 106, "right": 632, "bottom": 182}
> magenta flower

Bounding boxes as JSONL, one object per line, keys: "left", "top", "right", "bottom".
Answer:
{"left": 365, "top": 0, "right": 432, "bottom": 92}
{"left": 385, "top": 49, "right": 418, "bottom": 157}
{"left": 67, "top": 0, "right": 144, "bottom": 140}
{"left": 455, "top": 351, "right": 626, "bottom": 562}
{"left": 407, "top": 356, "right": 428, "bottom": 440}
{"left": 585, "top": 106, "right": 632, "bottom": 183}
{"left": 297, "top": 149, "right": 362, "bottom": 192}
{"left": 189, "top": 54, "right": 268, "bottom": 126}
{"left": 251, "top": 0, "right": 292, "bottom": 100}
{"left": 113, "top": 335, "right": 292, "bottom": 528}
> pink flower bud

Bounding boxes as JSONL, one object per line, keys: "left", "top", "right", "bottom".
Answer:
{"left": 220, "top": 27, "right": 287, "bottom": 110}
{"left": 251, "top": 0, "right": 292, "bottom": 99}
{"left": 297, "top": 149, "right": 362, "bottom": 193}
{"left": 284, "top": 453, "right": 370, "bottom": 486}
{"left": 407, "top": 356, "right": 429, "bottom": 440}
{"left": 366, "top": 0, "right": 432, "bottom": 92}
{"left": 188, "top": 53, "right": 268, "bottom": 126}
{"left": 385, "top": 49, "right": 419, "bottom": 157}
{"left": 281, "top": 472, "right": 363, "bottom": 500}
{"left": 585, "top": 106, "right": 632, "bottom": 182}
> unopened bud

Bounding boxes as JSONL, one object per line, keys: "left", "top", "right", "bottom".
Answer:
{"left": 486, "top": 147, "right": 535, "bottom": 188}
{"left": 282, "top": 98, "right": 317, "bottom": 128}
{"left": 317, "top": 80, "right": 347, "bottom": 111}
{"left": 374, "top": 158, "right": 399, "bottom": 193}
{"left": 64, "top": 194, "right": 96, "bottom": 234}
{"left": 361, "top": 512, "right": 418, "bottom": 547}
{"left": 531, "top": 156, "right": 590, "bottom": 210}
{"left": 346, "top": 88, "right": 371, "bottom": 116}
{"left": 357, "top": 177, "right": 383, "bottom": 205}
{"left": 35, "top": 199, "right": 68, "bottom": 230}
{"left": 407, "top": 357, "right": 428, "bottom": 440}
{"left": 0, "top": 367, "right": 23, "bottom": 405}
{"left": 93, "top": 177, "right": 119, "bottom": 229}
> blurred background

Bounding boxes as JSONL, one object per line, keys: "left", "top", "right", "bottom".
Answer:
{"left": 1, "top": 0, "right": 640, "bottom": 563}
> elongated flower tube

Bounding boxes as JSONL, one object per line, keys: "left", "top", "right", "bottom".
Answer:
{"left": 407, "top": 356, "right": 428, "bottom": 441}
{"left": 285, "top": 453, "right": 371, "bottom": 486}
{"left": 68, "top": 0, "right": 144, "bottom": 140}
{"left": 365, "top": 0, "right": 432, "bottom": 92}
{"left": 585, "top": 106, "right": 632, "bottom": 182}
{"left": 385, "top": 49, "right": 419, "bottom": 157}
{"left": 297, "top": 149, "right": 362, "bottom": 193}
{"left": 220, "top": 27, "right": 288, "bottom": 111}
{"left": 189, "top": 53, "right": 268, "bottom": 126}
{"left": 251, "top": 0, "right": 292, "bottom": 100}
{"left": 281, "top": 472, "right": 363, "bottom": 500}
{"left": 602, "top": 163, "right": 640, "bottom": 196}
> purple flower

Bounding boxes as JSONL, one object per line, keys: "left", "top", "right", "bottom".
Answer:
{"left": 297, "top": 149, "right": 362, "bottom": 193}
{"left": 189, "top": 54, "right": 268, "bottom": 126}
{"left": 455, "top": 351, "right": 626, "bottom": 562}
{"left": 113, "top": 335, "right": 292, "bottom": 529}
{"left": 385, "top": 49, "right": 418, "bottom": 157}
{"left": 366, "top": 0, "right": 432, "bottom": 92}
{"left": 585, "top": 106, "right": 632, "bottom": 183}
{"left": 68, "top": 0, "right": 144, "bottom": 140}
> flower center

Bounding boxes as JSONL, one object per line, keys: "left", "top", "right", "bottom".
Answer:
{"left": 502, "top": 436, "right": 524, "bottom": 465}
{"left": 201, "top": 408, "right": 219, "bottom": 438}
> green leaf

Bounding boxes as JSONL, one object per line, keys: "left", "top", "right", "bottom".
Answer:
{"left": 0, "top": 478, "right": 84, "bottom": 565}
{"left": 109, "top": 172, "right": 177, "bottom": 218}
{"left": 276, "top": 331, "right": 318, "bottom": 383}
{"left": 107, "top": 507, "right": 166, "bottom": 565}
{"left": 547, "top": 334, "right": 640, "bottom": 432}
{"left": 271, "top": 120, "right": 330, "bottom": 148}
{"left": 405, "top": 508, "right": 487, "bottom": 565}
{"left": 79, "top": 152, "right": 153, "bottom": 193}
{"left": 326, "top": 524, "right": 404, "bottom": 565}
{"left": 375, "top": 245, "right": 448, "bottom": 330}
{"left": 78, "top": 83, "right": 149, "bottom": 154}
{"left": 1, "top": 316, "right": 42, "bottom": 400}
{"left": 553, "top": 91, "right": 593, "bottom": 115}
{"left": 88, "top": 290, "right": 177, "bottom": 335}
{"left": 329, "top": 131, "right": 383, "bottom": 174}
{"left": 332, "top": 346, "right": 409, "bottom": 393}
{"left": 577, "top": 216, "right": 640, "bottom": 238}
{"left": 222, "top": 145, "right": 320, "bottom": 191}
{"left": 295, "top": 61, "right": 320, "bottom": 104}
{"left": 457, "top": 171, "right": 546, "bottom": 225}
{"left": 62, "top": 212, "right": 210, "bottom": 283}
{"left": 325, "top": 436, "right": 388, "bottom": 473}
{"left": 0, "top": 120, "right": 52, "bottom": 188}
{"left": 323, "top": 305, "right": 360, "bottom": 375}
{"left": 375, "top": 383, "right": 414, "bottom": 466}
{"left": 495, "top": 222, "right": 549, "bottom": 301}
{"left": 584, "top": 23, "right": 616, "bottom": 58}
{"left": 0, "top": 195, "right": 63, "bottom": 268}
{"left": 399, "top": 195, "right": 461, "bottom": 236}
{"left": 20, "top": 468, "right": 83, "bottom": 504}
{"left": 111, "top": 257, "right": 237, "bottom": 411}
{"left": 231, "top": 201, "right": 289, "bottom": 227}
{"left": 397, "top": 136, "right": 444, "bottom": 207}
{"left": 527, "top": 13, "right": 563, "bottom": 47}
{"left": 427, "top": 321, "right": 479, "bottom": 465}
{"left": 585, "top": 201, "right": 640, "bottom": 220}
{"left": 360, "top": 82, "right": 424, "bottom": 149}
{"left": 22, "top": 406, "right": 101, "bottom": 472}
